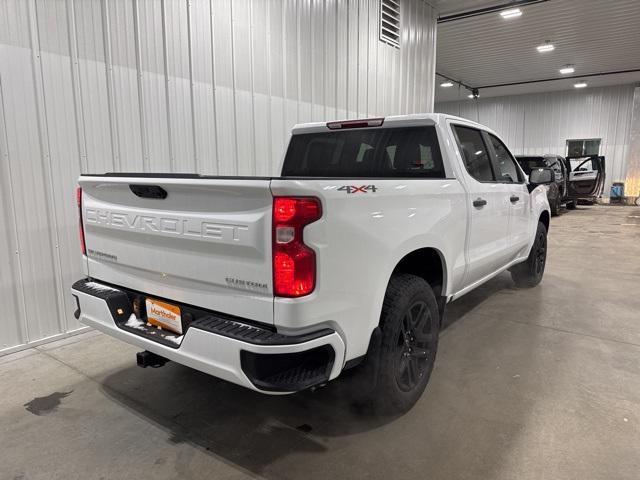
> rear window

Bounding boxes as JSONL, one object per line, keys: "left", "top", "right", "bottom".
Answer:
{"left": 516, "top": 156, "right": 546, "bottom": 175}
{"left": 281, "top": 127, "right": 445, "bottom": 178}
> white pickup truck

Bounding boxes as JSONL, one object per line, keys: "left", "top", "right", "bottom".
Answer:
{"left": 72, "top": 114, "right": 552, "bottom": 412}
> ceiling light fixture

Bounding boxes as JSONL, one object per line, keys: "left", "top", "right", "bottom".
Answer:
{"left": 500, "top": 8, "right": 522, "bottom": 19}
{"left": 537, "top": 42, "right": 555, "bottom": 53}
{"left": 574, "top": 82, "right": 587, "bottom": 89}
{"left": 467, "top": 94, "right": 475, "bottom": 99}
{"left": 559, "top": 65, "right": 575, "bottom": 74}
{"left": 440, "top": 82, "right": 454, "bottom": 87}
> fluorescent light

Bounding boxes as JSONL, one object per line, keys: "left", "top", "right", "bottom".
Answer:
{"left": 559, "top": 65, "right": 575, "bottom": 74}
{"left": 537, "top": 43, "right": 555, "bottom": 53}
{"left": 440, "top": 82, "right": 453, "bottom": 88}
{"left": 500, "top": 8, "right": 522, "bottom": 19}
{"left": 574, "top": 82, "right": 587, "bottom": 88}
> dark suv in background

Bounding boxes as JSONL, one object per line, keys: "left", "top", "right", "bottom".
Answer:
{"left": 516, "top": 155, "right": 570, "bottom": 215}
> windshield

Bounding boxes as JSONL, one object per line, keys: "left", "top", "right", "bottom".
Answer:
{"left": 516, "top": 157, "right": 546, "bottom": 175}
{"left": 282, "top": 126, "right": 445, "bottom": 178}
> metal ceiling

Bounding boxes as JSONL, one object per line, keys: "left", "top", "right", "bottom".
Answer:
{"left": 433, "top": 0, "right": 640, "bottom": 101}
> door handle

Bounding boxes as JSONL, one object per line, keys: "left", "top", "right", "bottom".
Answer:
{"left": 510, "top": 195, "right": 520, "bottom": 203}
{"left": 473, "top": 198, "right": 487, "bottom": 208}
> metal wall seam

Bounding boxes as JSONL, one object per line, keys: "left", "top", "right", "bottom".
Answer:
{"left": 265, "top": 0, "right": 274, "bottom": 175}
{"left": 65, "top": 0, "right": 88, "bottom": 173}
{"left": 0, "top": 75, "right": 30, "bottom": 346}
{"left": 100, "top": 0, "right": 121, "bottom": 171}
{"left": 26, "top": 0, "right": 67, "bottom": 334}
{"left": 208, "top": 0, "right": 220, "bottom": 175}
{"left": 131, "top": 0, "right": 148, "bottom": 171}
{"left": 280, "top": 0, "right": 287, "bottom": 171}
{"left": 185, "top": 0, "right": 198, "bottom": 172}
{"left": 248, "top": 0, "right": 257, "bottom": 175}
{"left": 229, "top": 0, "right": 239, "bottom": 175}
{"left": 160, "top": 0, "right": 175, "bottom": 171}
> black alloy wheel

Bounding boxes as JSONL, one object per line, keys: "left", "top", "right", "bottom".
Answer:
{"left": 533, "top": 229, "right": 547, "bottom": 277}
{"left": 510, "top": 221, "right": 548, "bottom": 288}
{"left": 395, "top": 300, "right": 434, "bottom": 392}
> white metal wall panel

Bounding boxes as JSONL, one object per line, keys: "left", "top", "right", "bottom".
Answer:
{"left": 0, "top": 0, "right": 437, "bottom": 354}
{"left": 436, "top": 85, "right": 636, "bottom": 195}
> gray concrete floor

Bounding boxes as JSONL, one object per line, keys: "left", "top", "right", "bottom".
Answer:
{"left": 1, "top": 205, "right": 639, "bottom": 480}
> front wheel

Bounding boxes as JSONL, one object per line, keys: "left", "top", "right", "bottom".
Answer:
{"left": 550, "top": 195, "right": 560, "bottom": 216}
{"left": 510, "top": 221, "right": 548, "bottom": 288}
{"left": 360, "top": 274, "right": 440, "bottom": 413}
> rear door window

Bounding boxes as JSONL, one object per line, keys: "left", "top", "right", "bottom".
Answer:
{"left": 281, "top": 127, "right": 445, "bottom": 178}
{"left": 452, "top": 125, "right": 495, "bottom": 182}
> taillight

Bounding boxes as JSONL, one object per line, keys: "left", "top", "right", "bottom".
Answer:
{"left": 77, "top": 186, "right": 86, "bottom": 255}
{"left": 272, "top": 197, "right": 322, "bottom": 297}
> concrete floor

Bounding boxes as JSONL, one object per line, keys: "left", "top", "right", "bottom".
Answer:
{"left": 2, "top": 205, "right": 639, "bottom": 480}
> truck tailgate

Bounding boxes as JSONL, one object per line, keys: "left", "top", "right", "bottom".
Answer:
{"left": 79, "top": 176, "right": 274, "bottom": 324}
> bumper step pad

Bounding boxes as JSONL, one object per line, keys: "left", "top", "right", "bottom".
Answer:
{"left": 190, "top": 315, "right": 333, "bottom": 345}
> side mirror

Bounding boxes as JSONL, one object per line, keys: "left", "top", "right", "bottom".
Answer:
{"left": 529, "top": 167, "right": 553, "bottom": 186}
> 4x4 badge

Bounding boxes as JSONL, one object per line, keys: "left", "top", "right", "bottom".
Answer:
{"left": 338, "top": 185, "right": 377, "bottom": 194}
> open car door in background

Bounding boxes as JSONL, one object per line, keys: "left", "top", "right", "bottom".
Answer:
{"left": 564, "top": 155, "right": 606, "bottom": 199}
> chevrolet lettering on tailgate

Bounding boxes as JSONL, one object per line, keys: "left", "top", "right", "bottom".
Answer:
{"left": 85, "top": 208, "right": 250, "bottom": 243}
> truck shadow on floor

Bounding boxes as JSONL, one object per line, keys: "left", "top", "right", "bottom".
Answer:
{"left": 99, "top": 273, "right": 527, "bottom": 478}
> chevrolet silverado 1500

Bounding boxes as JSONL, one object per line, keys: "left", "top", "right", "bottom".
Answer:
{"left": 71, "top": 114, "right": 553, "bottom": 412}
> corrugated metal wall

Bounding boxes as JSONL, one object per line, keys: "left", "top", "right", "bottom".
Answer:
{"left": 0, "top": 0, "right": 437, "bottom": 354}
{"left": 436, "top": 85, "right": 636, "bottom": 195}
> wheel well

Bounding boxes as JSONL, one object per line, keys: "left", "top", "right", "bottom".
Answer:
{"left": 539, "top": 210, "right": 550, "bottom": 232}
{"left": 392, "top": 248, "right": 445, "bottom": 296}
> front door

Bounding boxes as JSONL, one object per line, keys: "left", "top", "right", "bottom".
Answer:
{"left": 566, "top": 156, "right": 606, "bottom": 199}
{"left": 485, "top": 132, "right": 531, "bottom": 259}
{"left": 451, "top": 125, "right": 512, "bottom": 286}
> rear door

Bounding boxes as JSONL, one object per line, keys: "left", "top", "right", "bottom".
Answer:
{"left": 79, "top": 176, "right": 274, "bottom": 324}
{"left": 451, "top": 125, "right": 512, "bottom": 286}
{"left": 566, "top": 156, "right": 606, "bottom": 198}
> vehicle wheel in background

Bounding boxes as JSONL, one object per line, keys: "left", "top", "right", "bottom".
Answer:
{"left": 566, "top": 201, "right": 576, "bottom": 210}
{"left": 550, "top": 195, "right": 560, "bottom": 216}
{"left": 510, "top": 221, "right": 548, "bottom": 288}
{"left": 363, "top": 274, "right": 440, "bottom": 414}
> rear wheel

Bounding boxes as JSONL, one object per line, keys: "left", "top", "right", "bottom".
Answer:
{"left": 510, "top": 221, "right": 547, "bottom": 288}
{"left": 363, "top": 274, "right": 440, "bottom": 413}
{"left": 566, "top": 200, "right": 576, "bottom": 210}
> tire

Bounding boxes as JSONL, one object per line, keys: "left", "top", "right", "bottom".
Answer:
{"left": 566, "top": 201, "right": 576, "bottom": 210}
{"left": 510, "top": 221, "right": 548, "bottom": 288}
{"left": 550, "top": 195, "right": 560, "bottom": 216}
{"left": 363, "top": 274, "right": 440, "bottom": 413}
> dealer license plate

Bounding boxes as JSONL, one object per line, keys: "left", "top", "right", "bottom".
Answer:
{"left": 145, "top": 298, "right": 182, "bottom": 335}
